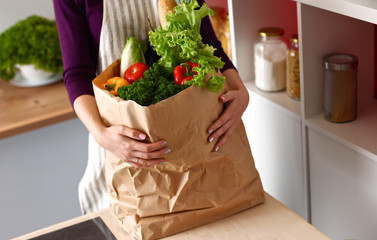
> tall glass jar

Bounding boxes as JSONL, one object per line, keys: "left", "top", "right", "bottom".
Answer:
{"left": 323, "top": 53, "right": 358, "bottom": 123}
{"left": 254, "top": 27, "right": 287, "bottom": 92}
{"left": 286, "top": 34, "right": 300, "bottom": 100}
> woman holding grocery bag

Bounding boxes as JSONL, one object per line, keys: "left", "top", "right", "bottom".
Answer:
{"left": 53, "top": 0, "right": 250, "bottom": 215}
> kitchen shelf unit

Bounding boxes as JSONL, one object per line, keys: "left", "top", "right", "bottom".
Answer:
{"left": 228, "top": 0, "right": 377, "bottom": 238}
{"left": 228, "top": 0, "right": 299, "bottom": 116}
{"left": 228, "top": 0, "right": 308, "bottom": 221}
{"left": 296, "top": 1, "right": 377, "bottom": 239}
{"left": 297, "top": 0, "right": 377, "bottom": 162}
{"left": 243, "top": 81, "right": 301, "bottom": 120}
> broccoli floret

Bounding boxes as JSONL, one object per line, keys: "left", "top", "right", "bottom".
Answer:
{"left": 0, "top": 15, "right": 63, "bottom": 80}
{"left": 117, "top": 63, "right": 188, "bottom": 106}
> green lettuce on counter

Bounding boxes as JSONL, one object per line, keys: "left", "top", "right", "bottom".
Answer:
{"left": 0, "top": 15, "right": 63, "bottom": 80}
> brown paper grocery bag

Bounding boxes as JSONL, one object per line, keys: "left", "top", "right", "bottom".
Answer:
{"left": 93, "top": 59, "right": 265, "bottom": 240}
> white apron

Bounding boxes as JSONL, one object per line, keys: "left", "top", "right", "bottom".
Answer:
{"left": 78, "top": 0, "right": 160, "bottom": 214}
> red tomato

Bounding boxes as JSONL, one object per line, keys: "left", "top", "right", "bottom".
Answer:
{"left": 124, "top": 63, "right": 149, "bottom": 84}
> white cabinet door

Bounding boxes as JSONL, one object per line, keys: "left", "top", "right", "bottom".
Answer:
{"left": 308, "top": 128, "right": 377, "bottom": 240}
{"left": 243, "top": 90, "right": 307, "bottom": 219}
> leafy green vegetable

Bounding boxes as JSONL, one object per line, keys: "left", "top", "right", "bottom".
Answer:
{"left": 0, "top": 15, "right": 63, "bottom": 80}
{"left": 148, "top": 0, "right": 225, "bottom": 92}
{"left": 120, "top": 37, "right": 146, "bottom": 79}
{"left": 176, "top": 0, "right": 192, "bottom": 5}
{"left": 166, "top": 0, "right": 213, "bottom": 34}
{"left": 117, "top": 0, "right": 226, "bottom": 106}
{"left": 117, "top": 63, "right": 188, "bottom": 106}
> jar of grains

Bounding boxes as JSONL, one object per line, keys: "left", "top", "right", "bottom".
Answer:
{"left": 286, "top": 34, "right": 300, "bottom": 100}
{"left": 254, "top": 27, "right": 287, "bottom": 92}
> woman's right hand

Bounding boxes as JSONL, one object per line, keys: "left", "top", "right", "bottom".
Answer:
{"left": 95, "top": 125, "right": 169, "bottom": 168}
{"left": 73, "top": 95, "right": 169, "bottom": 168}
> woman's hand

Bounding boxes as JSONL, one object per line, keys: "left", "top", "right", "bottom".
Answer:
{"left": 95, "top": 125, "right": 169, "bottom": 168}
{"left": 73, "top": 94, "right": 169, "bottom": 168}
{"left": 207, "top": 69, "right": 249, "bottom": 152}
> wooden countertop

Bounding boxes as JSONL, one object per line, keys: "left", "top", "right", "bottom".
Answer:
{"left": 13, "top": 193, "right": 330, "bottom": 240}
{"left": 0, "top": 79, "right": 76, "bottom": 139}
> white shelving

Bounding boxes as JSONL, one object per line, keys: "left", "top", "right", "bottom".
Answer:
{"left": 306, "top": 97, "right": 377, "bottom": 162}
{"left": 298, "top": 2, "right": 374, "bottom": 117}
{"left": 244, "top": 81, "right": 301, "bottom": 120}
{"left": 296, "top": 0, "right": 377, "bottom": 238}
{"left": 229, "top": 0, "right": 377, "bottom": 238}
{"left": 297, "top": 1, "right": 377, "bottom": 160}
{"left": 229, "top": 0, "right": 309, "bottom": 220}
{"left": 297, "top": 0, "right": 377, "bottom": 25}
{"left": 308, "top": 128, "right": 377, "bottom": 240}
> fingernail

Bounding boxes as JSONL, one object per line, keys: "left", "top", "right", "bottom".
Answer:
{"left": 164, "top": 149, "right": 171, "bottom": 154}
{"left": 220, "top": 96, "right": 226, "bottom": 102}
{"left": 208, "top": 129, "right": 213, "bottom": 134}
{"left": 215, "top": 146, "right": 220, "bottom": 152}
{"left": 139, "top": 133, "right": 146, "bottom": 140}
{"left": 209, "top": 137, "right": 214, "bottom": 143}
{"left": 161, "top": 141, "right": 167, "bottom": 146}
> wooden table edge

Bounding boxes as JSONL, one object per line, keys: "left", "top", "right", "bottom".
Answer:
{"left": 11, "top": 193, "right": 330, "bottom": 240}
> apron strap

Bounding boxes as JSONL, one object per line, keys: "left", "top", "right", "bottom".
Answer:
{"left": 97, "top": 0, "right": 160, "bottom": 73}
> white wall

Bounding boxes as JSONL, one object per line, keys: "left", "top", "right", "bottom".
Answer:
{"left": 0, "top": 0, "right": 55, "bottom": 33}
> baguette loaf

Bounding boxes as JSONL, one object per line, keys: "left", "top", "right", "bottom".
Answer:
{"left": 158, "top": 0, "right": 177, "bottom": 28}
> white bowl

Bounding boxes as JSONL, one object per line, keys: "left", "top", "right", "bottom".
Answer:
{"left": 15, "top": 64, "right": 55, "bottom": 82}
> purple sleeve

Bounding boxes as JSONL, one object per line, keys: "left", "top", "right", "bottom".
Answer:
{"left": 52, "top": 0, "right": 102, "bottom": 108}
{"left": 198, "top": 0, "right": 236, "bottom": 72}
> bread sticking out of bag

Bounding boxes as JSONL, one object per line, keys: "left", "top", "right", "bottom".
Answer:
{"left": 158, "top": 0, "right": 177, "bottom": 28}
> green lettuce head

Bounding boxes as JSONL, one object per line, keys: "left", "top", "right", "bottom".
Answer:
{"left": 0, "top": 15, "right": 63, "bottom": 80}
{"left": 149, "top": 0, "right": 225, "bottom": 93}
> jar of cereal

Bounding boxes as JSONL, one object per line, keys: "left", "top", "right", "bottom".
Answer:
{"left": 286, "top": 34, "right": 300, "bottom": 100}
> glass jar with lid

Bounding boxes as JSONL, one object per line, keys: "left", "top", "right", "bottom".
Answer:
{"left": 286, "top": 34, "right": 300, "bottom": 100}
{"left": 323, "top": 53, "right": 358, "bottom": 123}
{"left": 254, "top": 27, "right": 287, "bottom": 92}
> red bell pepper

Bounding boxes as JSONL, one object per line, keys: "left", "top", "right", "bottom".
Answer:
{"left": 174, "top": 62, "right": 199, "bottom": 85}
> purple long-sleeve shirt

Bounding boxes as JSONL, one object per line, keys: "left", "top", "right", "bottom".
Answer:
{"left": 53, "top": 0, "right": 235, "bottom": 107}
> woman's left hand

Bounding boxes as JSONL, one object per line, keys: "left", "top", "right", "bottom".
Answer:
{"left": 207, "top": 69, "right": 249, "bottom": 152}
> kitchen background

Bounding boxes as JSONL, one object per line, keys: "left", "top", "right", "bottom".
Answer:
{"left": 1, "top": 0, "right": 377, "bottom": 240}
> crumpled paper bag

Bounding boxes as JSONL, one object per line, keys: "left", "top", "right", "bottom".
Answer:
{"left": 93, "top": 59, "right": 265, "bottom": 239}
